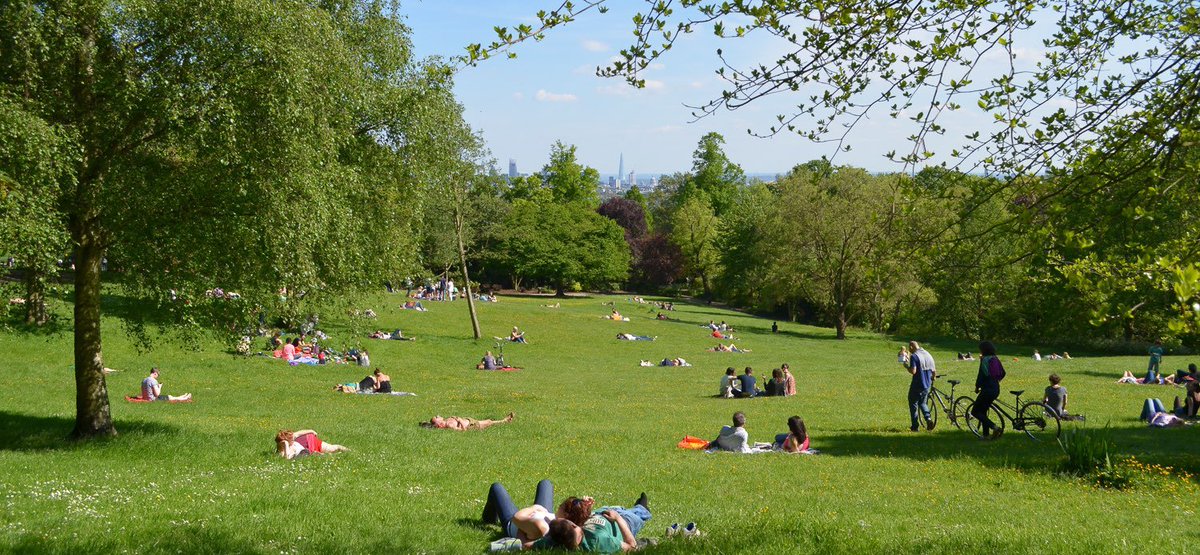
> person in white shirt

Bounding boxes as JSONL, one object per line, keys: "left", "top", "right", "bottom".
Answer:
{"left": 141, "top": 368, "right": 191, "bottom": 401}
{"left": 711, "top": 411, "right": 752, "bottom": 453}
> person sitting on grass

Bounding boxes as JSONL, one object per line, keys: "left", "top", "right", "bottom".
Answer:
{"left": 1173, "top": 363, "right": 1198, "bottom": 384}
{"left": 141, "top": 368, "right": 192, "bottom": 402}
{"left": 1043, "top": 374, "right": 1083, "bottom": 421}
{"left": 737, "top": 367, "right": 762, "bottom": 398}
{"left": 532, "top": 493, "right": 652, "bottom": 553}
{"left": 420, "top": 413, "right": 515, "bottom": 431}
{"left": 616, "top": 333, "right": 655, "bottom": 341}
{"left": 719, "top": 367, "right": 741, "bottom": 398}
{"left": 509, "top": 326, "right": 527, "bottom": 343}
{"left": 481, "top": 479, "right": 557, "bottom": 544}
{"left": 782, "top": 364, "right": 797, "bottom": 396}
{"left": 283, "top": 337, "right": 299, "bottom": 361}
{"left": 774, "top": 415, "right": 810, "bottom": 453}
{"left": 275, "top": 429, "right": 349, "bottom": 459}
{"left": 401, "top": 300, "right": 427, "bottom": 311}
{"left": 764, "top": 369, "right": 785, "bottom": 396}
{"left": 656, "top": 312, "right": 670, "bottom": 320}
{"left": 477, "top": 351, "right": 499, "bottom": 370}
{"left": 710, "top": 411, "right": 752, "bottom": 453}
{"left": 372, "top": 368, "right": 392, "bottom": 394}
{"left": 1175, "top": 380, "right": 1200, "bottom": 419}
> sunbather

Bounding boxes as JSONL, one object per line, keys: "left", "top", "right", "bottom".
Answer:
{"left": 774, "top": 415, "right": 810, "bottom": 453}
{"left": 482, "top": 479, "right": 557, "bottom": 543}
{"left": 275, "top": 429, "right": 349, "bottom": 459}
{"left": 420, "top": 413, "right": 515, "bottom": 430}
{"left": 616, "top": 333, "right": 655, "bottom": 341}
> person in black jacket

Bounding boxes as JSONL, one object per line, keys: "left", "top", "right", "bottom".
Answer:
{"left": 973, "top": 341, "right": 1006, "bottom": 439}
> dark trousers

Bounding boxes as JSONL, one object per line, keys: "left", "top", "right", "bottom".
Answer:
{"left": 973, "top": 387, "right": 1000, "bottom": 434}
{"left": 483, "top": 479, "right": 554, "bottom": 538}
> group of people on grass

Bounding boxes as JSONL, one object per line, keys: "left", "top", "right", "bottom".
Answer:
{"left": 718, "top": 366, "right": 795, "bottom": 398}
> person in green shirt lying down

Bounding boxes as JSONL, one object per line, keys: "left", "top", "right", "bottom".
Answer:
{"left": 529, "top": 493, "right": 651, "bottom": 553}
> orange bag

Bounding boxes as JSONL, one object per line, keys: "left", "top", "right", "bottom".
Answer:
{"left": 677, "top": 436, "right": 710, "bottom": 450}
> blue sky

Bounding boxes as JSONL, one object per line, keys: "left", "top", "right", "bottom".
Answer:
{"left": 401, "top": 2, "right": 1049, "bottom": 176}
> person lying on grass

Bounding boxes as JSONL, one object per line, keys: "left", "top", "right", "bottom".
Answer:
{"left": 709, "top": 343, "right": 750, "bottom": 353}
{"left": 616, "top": 333, "right": 655, "bottom": 341}
{"left": 369, "top": 329, "right": 415, "bottom": 341}
{"left": 711, "top": 329, "right": 736, "bottom": 340}
{"left": 141, "top": 368, "right": 192, "bottom": 402}
{"left": 401, "top": 300, "right": 427, "bottom": 311}
{"left": 531, "top": 493, "right": 652, "bottom": 553}
{"left": 1116, "top": 370, "right": 1179, "bottom": 385}
{"left": 420, "top": 413, "right": 514, "bottom": 430}
{"left": 605, "top": 310, "right": 628, "bottom": 321}
{"left": 275, "top": 429, "right": 349, "bottom": 459}
{"left": 482, "top": 479, "right": 559, "bottom": 544}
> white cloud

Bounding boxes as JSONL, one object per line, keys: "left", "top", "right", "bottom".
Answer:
{"left": 512, "top": 92, "right": 525, "bottom": 100}
{"left": 582, "top": 39, "right": 609, "bottom": 52}
{"left": 535, "top": 89, "right": 578, "bottom": 102}
{"left": 597, "top": 79, "right": 667, "bottom": 97}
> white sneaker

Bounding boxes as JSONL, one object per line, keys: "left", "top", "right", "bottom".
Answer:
{"left": 666, "top": 523, "right": 681, "bottom": 537}
{"left": 683, "top": 522, "right": 702, "bottom": 538}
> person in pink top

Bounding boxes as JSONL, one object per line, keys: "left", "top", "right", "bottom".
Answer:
{"left": 782, "top": 364, "right": 796, "bottom": 396}
{"left": 282, "top": 338, "right": 298, "bottom": 360}
{"left": 775, "top": 415, "right": 810, "bottom": 452}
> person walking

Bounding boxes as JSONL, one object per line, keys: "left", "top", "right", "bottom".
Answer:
{"left": 973, "top": 341, "right": 1007, "bottom": 439}
{"left": 904, "top": 341, "right": 936, "bottom": 431}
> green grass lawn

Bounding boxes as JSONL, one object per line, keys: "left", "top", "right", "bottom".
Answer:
{"left": 1, "top": 291, "right": 1197, "bottom": 554}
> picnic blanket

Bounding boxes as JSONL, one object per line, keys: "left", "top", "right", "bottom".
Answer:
{"left": 481, "top": 366, "right": 521, "bottom": 372}
{"left": 125, "top": 395, "right": 193, "bottom": 404}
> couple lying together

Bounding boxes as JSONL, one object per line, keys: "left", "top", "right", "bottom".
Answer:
{"left": 483, "top": 480, "right": 651, "bottom": 552}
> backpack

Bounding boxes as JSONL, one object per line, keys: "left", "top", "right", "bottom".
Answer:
{"left": 987, "top": 356, "right": 1006, "bottom": 381}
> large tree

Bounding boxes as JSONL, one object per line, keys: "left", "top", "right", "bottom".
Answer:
{"left": 684, "top": 132, "right": 745, "bottom": 217}
{"left": 499, "top": 199, "right": 630, "bottom": 296}
{"left": 540, "top": 140, "right": 601, "bottom": 204}
{"left": 0, "top": 0, "right": 458, "bottom": 438}
{"left": 766, "top": 167, "right": 922, "bottom": 339}
{"left": 670, "top": 196, "right": 721, "bottom": 300}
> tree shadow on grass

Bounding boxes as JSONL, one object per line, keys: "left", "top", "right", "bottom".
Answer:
{"left": 0, "top": 411, "right": 179, "bottom": 452}
{"left": 817, "top": 425, "right": 1200, "bottom": 474}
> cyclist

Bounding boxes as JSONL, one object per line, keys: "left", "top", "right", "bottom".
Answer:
{"left": 973, "top": 341, "right": 1007, "bottom": 439}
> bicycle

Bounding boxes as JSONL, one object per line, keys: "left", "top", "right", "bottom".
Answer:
{"left": 964, "top": 389, "right": 1061, "bottom": 441}
{"left": 926, "top": 376, "right": 972, "bottom": 430}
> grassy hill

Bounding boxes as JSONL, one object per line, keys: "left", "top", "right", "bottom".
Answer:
{"left": 0, "top": 292, "right": 1196, "bottom": 553}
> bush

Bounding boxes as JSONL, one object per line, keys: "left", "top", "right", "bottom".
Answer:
{"left": 1057, "top": 426, "right": 1131, "bottom": 489}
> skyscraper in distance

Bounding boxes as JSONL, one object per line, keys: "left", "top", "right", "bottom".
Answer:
{"left": 508, "top": 159, "right": 518, "bottom": 178}
{"left": 618, "top": 153, "right": 624, "bottom": 182}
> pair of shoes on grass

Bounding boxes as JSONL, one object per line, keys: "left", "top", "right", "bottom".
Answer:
{"left": 666, "top": 522, "right": 701, "bottom": 538}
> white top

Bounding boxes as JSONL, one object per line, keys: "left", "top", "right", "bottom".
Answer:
{"left": 281, "top": 440, "right": 306, "bottom": 459}
{"left": 716, "top": 425, "right": 751, "bottom": 453}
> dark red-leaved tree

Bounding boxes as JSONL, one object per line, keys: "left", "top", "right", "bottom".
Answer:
{"left": 633, "top": 232, "right": 683, "bottom": 289}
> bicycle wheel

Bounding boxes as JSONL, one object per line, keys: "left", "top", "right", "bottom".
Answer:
{"left": 964, "top": 401, "right": 1005, "bottom": 439}
{"left": 1017, "top": 402, "right": 1061, "bottom": 441}
{"left": 925, "top": 391, "right": 940, "bottom": 430}
{"left": 951, "top": 396, "right": 974, "bottom": 430}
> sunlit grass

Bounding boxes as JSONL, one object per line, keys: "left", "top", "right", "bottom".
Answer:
{"left": 0, "top": 291, "right": 1196, "bottom": 553}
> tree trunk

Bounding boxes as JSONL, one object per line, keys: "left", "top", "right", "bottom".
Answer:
{"left": 23, "top": 268, "right": 49, "bottom": 326}
{"left": 71, "top": 235, "right": 114, "bottom": 438}
{"left": 836, "top": 311, "right": 848, "bottom": 340}
{"left": 453, "top": 205, "right": 481, "bottom": 340}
